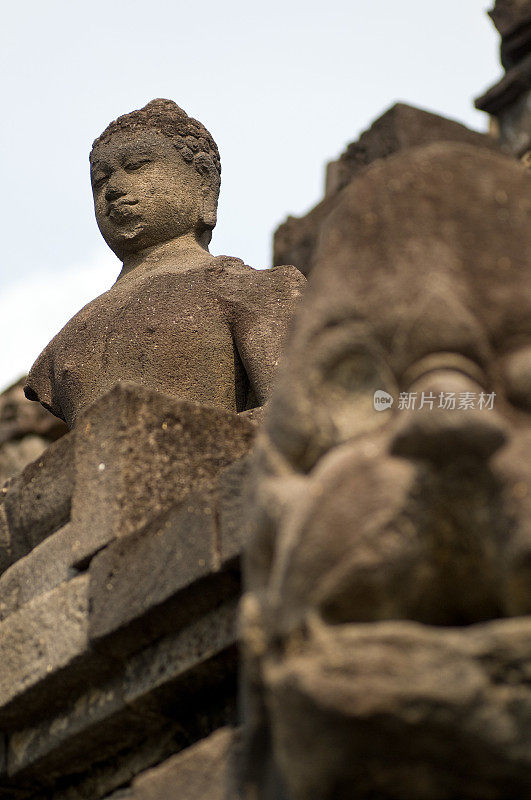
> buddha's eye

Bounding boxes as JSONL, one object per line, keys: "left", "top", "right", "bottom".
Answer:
{"left": 91, "top": 174, "right": 109, "bottom": 190}
{"left": 124, "top": 159, "right": 151, "bottom": 171}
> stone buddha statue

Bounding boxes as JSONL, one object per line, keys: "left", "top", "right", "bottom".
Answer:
{"left": 24, "top": 100, "right": 305, "bottom": 428}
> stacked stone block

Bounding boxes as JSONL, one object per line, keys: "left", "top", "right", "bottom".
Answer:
{"left": 0, "top": 383, "right": 252, "bottom": 799}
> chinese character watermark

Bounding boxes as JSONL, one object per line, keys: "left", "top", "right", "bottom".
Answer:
{"left": 375, "top": 390, "right": 495, "bottom": 411}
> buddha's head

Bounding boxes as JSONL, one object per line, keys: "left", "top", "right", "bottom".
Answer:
{"left": 89, "top": 99, "right": 221, "bottom": 259}
{"left": 241, "top": 143, "right": 531, "bottom": 799}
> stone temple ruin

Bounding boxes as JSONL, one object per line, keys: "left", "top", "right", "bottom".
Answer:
{"left": 2, "top": 3, "right": 531, "bottom": 799}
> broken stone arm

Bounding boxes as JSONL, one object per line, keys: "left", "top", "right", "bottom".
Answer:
{"left": 231, "top": 266, "right": 306, "bottom": 407}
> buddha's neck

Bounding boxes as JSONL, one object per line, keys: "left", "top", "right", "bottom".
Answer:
{"left": 116, "top": 234, "right": 211, "bottom": 281}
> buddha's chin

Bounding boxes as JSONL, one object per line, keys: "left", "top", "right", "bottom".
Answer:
{"left": 105, "top": 223, "right": 147, "bottom": 257}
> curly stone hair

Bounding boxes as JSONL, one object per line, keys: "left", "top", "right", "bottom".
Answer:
{"left": 90, "top": 99, "right": 221, "bottom": 229}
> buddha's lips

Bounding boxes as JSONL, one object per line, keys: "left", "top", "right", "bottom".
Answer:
{"left": 107, "top": 201, "right": 139, "bottom": 222}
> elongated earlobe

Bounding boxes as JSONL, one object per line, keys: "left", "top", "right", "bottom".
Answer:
{"left": 201, "top": 185, "right": 218, "bottom": 228}
{"left": 195, "top": 153, "right": 220, "bottom": 229}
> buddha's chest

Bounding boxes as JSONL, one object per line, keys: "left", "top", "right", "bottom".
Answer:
{"left": 49, "top": 275, "right": 239, "bottom": 421}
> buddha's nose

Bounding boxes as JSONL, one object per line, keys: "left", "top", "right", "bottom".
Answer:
{"left": 390, "top": 370, "right": 507, "bottom": 464}
{"left": 105, "top": 184, "right": 126, "bottom": 202}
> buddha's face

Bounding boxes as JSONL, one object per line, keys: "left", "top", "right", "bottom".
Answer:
{"left": 242, "top": 145, "right": 531, "bottom": 799}
{"left": 90, "top": 129, "right": 204, "bottom": 259}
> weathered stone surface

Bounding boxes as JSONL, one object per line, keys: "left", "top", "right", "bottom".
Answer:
{"left": 490, "top": 0, "right": 531, "bottom": 38}
{"left": 243, "top": 143, "right": 531, "bottom": 798}
{"left": 273, "top": 104, "right": 498, "bottom": 275}
{"left": 477, "top": 67, "right": 531, "bottom": 156}
{"left": 263, "top": 619, "right": 531, "bottom": 800}
{"left": 0, "top": 378, "right": 66, "bottom": 444}
{"left": 0, "top": 524, "right": 79, "bottom": 621}
{"left": 0, "top": 437, "right": 49, "bottom": 493}
{"left": 130, "top": 727, "right": 234, "bottom": 800}
{"left": 7, "top": 691, "right": 161, "bottom": 788}
{"left": 218, "top": 456, "right": 253, "bottom": 565}
{"left": 88, "top": 495, "right": 239, "bottom": 655}
{"left": 325, "top": 102, "right": 498, "bottom": 196}
{"left": 40, "top": 725, "right": 198, "bottom": 800}
{"left": 489, "top": 0, "right": 531, "bottom": 71}
{"left": 0, "top": 575, "right": 91, "bottom": 727}
{"left": 71, "top": 383, "right": 254, "bottom": 566}
{"left": 25, "top": 100, "right": 304, "bottom": 429}
{"left": 0, "top": 377, "right": 67, "bottom": 488}
{"left": 475, "top": 2, "right": 531, "bottom": 154}
{"left": 122, "top": 598, "right": 237, "bottom": 715}
{"left": 0, "top": 506, "right": 9, "bottom": 575}
{"left": 6, "top": 601, "right": 237, "bottom": 786}
{"left": 0, "top": 432, "right": 75, "bottom": 573}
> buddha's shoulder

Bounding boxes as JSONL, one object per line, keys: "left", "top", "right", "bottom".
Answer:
{"left": 206, "top": 255, "right": 306, "bottom": 300}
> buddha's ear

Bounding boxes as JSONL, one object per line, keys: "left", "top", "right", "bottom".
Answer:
{"left": 195, "top": 154, "right": 219, "bottom": 229}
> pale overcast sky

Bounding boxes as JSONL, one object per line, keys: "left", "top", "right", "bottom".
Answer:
{"left": 1, "top": 0, "right": 500, "bottom": 391}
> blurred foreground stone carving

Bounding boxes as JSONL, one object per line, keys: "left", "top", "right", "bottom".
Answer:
{"left": 241, "top": 143, "right": 531, "bottom": 799}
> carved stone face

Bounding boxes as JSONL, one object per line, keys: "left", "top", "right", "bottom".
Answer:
{"left": 242, "top": 144, "right": 531, "bottom": 799}
{"left": 90, "top": 129, "right": 205, "bottom": 259}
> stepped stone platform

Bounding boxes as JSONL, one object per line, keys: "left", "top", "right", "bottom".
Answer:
{"left": 0, "top": 382, "right": 253, "bottom": 800}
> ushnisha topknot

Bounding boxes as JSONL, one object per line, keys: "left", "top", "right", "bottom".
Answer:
{"left": 90, "top": 99, "right": 221, "bottom": 227}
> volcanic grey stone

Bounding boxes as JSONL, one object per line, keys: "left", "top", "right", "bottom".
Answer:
{"left": 475, "top": 2, "right": 531, "bottom": 154}
{"left": 39, "top": 725, "right": 197, "bottom": 800}
{"left": 0, "top": 432, "right": 75, "bottom": 573}
{"left": 0, "top": 506, "right": 9, "bottom": 575}
{"left": 130, "top": 727, "right": 234, "bottom": 800}
{"left": 274, "top": 104, "right": 498, "bottom": 275}
{"left": 490, "top": 0, "right": 531, "bottom": 38}
{"left": 243, "top": 143, "right": 531, "bottom": 799}
{"left": 0, "top": 576, "right": 89, "bottom": 727}
{"left": 217, "top": 456, "right": 253, "bottom": 565}
{"left": 25, "top": 100, "right": 305, "bottom": 429}
{"left": 71, "top": 383, "right": 255, "bottom": 567}
{"left": 0, "top": 523, "right": 79, "bottom": 621}
{"left": 0, "top": 377, "right": 67, "bottom": 489}
{"left": 262, "top": 619, "right": 531, "bottom": 800}
{"left": 6, "top": 601, "right": 237, "bottom": 785}
{"left": 88, "top": 495, "right": 239, "bottom": 656}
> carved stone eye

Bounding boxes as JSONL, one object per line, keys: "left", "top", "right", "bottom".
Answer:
{"left": 324, "top": 349, "right": 381, "bottom": 395}
{"left": 312, "top": 327, "right": 396, "bottom": 444}
{"left": 91, "top": 173, "right": 108, "bottom": 190}
{"left": 267, "top": 325, "right": 396, "bottom": 475}
{"left": 124, "top": 159, "right": 151, "bottom": 171}
{"left": 504, "top": 346, "right": 531, "bottom": 409}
